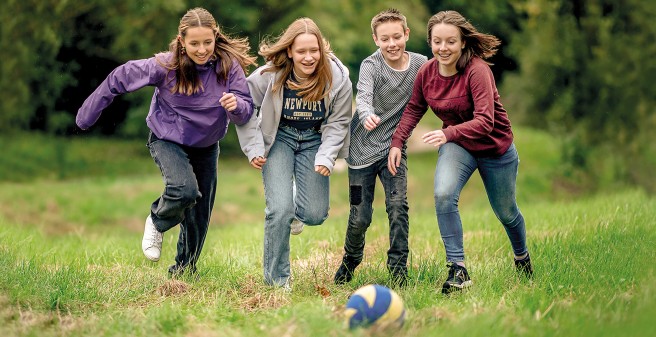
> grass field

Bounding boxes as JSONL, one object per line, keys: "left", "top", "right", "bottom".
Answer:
{"left": 1, "top": 127, "right": 655, "bottom": 336}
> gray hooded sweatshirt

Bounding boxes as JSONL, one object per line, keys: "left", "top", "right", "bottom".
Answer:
{"left": 236, "top": 55, "right": 353, "bottom": 173}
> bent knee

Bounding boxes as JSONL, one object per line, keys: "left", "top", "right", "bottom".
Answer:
{"left": 298, "top": 208, "right": 328, "bottom": 226}
{"left": 165, "top": 183, "right": 200, "bottom": 205}
{"left": 498, "top": 209, "right": 522, "bottom": 227}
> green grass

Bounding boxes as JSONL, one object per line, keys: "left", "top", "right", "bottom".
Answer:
{"left": 1, "top": 127, "right": 655, "bottom": 336}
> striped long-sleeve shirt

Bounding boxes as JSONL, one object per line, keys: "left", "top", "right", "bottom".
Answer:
{"left": 347, "top": 50, "right": 427, "bottom": 168}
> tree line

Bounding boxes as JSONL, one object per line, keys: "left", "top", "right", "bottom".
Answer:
{"left": 2, "top": 0, "right": 654, "bottom": 191}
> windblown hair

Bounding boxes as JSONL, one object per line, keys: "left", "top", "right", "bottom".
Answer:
{"left": 258, "top": 18, "right": 333, "bottom": 102}
{"left": 370, "top": 8, "right": 408, "bottom": 36}
{"left": 158, "top": 7, "right": 257, "bottom": 95}
{"left": 427, "top": 10, "right": 500, "bottom": 71}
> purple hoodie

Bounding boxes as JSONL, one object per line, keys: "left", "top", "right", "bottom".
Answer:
{"left": 76, "top": 52, "right": 253, "bottom": 147}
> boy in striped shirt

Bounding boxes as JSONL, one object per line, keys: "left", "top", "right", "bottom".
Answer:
{"left": 334, "top": 9, "right": 427, "bottom": 287}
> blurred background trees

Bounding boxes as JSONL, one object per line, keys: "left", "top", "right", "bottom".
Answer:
{"left": 1, "top": 0, "right": 654, "bottom": 192}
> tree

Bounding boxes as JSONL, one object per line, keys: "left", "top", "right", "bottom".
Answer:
{"left": 502, "top": 0, "right": 656, "bottom": 191}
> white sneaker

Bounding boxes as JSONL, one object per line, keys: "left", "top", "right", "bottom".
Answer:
{"left": 142, "top": 215, "right": 163, "bottom": 262}
{"left": 290, "top": 218, "right": 305, "bottom": 235}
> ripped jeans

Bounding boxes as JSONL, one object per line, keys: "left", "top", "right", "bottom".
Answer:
{"left": 341, "top": 155, "right": 409, "bottom": 276}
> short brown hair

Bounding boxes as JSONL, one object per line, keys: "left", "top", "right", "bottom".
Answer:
{"left": 371, "top": 8, "right": 408, "bottom": 36}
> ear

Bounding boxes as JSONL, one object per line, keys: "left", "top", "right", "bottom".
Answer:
{"left": 372, "top": 33, "right": 379, "bottom": 47}
{"left": 287, "top": 47, "right": 292, "bottom": 59}
{"left": 405, "top": 28, "right": 410, "bottom": 41}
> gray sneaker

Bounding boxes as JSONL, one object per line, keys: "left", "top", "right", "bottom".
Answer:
{"left": 142, "top": 215, "right": 163, "bottom": 262}
{"left": 290, "top": 218, "right": 305, "bottom": 235}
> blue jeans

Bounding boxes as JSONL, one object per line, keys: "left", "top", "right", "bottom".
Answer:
{"left": 434, "top": 143, "right": 527, "bottom": 263}
{"left": 342, "top": 155, "right": 409, "bottom": 275}
{"left": 147, "top": 132, "right": 218, "bottom": 270}
{"left": 261, "top": 125, "right": 330, "bottom": 286}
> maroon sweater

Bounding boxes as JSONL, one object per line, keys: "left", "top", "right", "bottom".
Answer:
{"left": 391, "top": 57, "right": 513, "bottom": 157}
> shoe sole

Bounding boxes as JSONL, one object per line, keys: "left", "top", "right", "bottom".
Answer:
{"left": 143, "top": 252, "right": 160, "bottom": 262}
{"left": 442, "top": 280, "right": 472, "bottom": 294}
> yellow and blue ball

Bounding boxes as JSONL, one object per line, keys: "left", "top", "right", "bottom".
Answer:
{"left": 344, "top": 284, "right": 406, "bottom": 330}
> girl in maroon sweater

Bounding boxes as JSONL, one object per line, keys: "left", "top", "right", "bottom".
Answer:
{"left": 389, "top": 10, "right": 533, "bottom": 293}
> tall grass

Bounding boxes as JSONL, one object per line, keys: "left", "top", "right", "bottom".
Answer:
{"left": 1, "top": 127, "right": 654, "bottom": 336}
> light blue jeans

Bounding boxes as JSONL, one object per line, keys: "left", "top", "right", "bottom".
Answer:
{"left": 434, "top": 142, "right": 527, "bottom": 263}
{"left": 261, "top": 125, "right": 330, "bottom": 286}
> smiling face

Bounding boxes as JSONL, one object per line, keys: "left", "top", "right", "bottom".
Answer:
{"left": 287, "top": 33, "right": 321, "bottom": 78}
{"left": 373, "top": 21, "right": 409, "bottom": 68}
{"left": 430, "top": 23, "right": 465, "bottom": 76}
{"left": 180, "top": 26, "right": 215, "bottom": 65}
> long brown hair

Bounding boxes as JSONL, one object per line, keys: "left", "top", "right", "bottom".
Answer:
{"left": 427, "top": 10, "right": 500, "bottom": 71}
{"left": 258, "top": 18, "right": 333, "bottom": 102}
{"left": 159, "top": 7, "right": 257, "bottom": 95}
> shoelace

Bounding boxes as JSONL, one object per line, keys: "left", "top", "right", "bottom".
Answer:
{"left": 147, "top": 228, "right": 162, "bottom": 248}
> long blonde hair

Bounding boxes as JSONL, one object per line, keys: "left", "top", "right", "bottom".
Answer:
{"left": 427, "top": 10, "right": 500, "bottom": 71}
{"left": 159, "top": 7, "right": 257, "bottom": 95}
{"left": 259, "top": 18, "right": 333, "bottom": 102}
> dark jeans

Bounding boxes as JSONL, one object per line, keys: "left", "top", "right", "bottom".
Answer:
{"left": 342, "top": 155, "right": 410, "bottom": 275}
{"left": 147, "top": 132, "right": 219, "bottom": 270}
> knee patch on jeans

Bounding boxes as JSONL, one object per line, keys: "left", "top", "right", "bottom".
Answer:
{"left": 349, "top": 185, "right": 362, "bottom": 205}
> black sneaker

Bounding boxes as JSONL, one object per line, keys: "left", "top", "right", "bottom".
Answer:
{"left": 334, "top": 257, "right": 359, "bottom": 285}
{"left": 515, "top": 253, "right": 533, "bottom": 278}
{"left": 441, "top": 262, "right": 472, "bottom": 294}
{"left": 168, "top": 264, "right": 197, "bottom": 279}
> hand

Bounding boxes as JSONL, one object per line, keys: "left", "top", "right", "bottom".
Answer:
{"left": 363, "top": 114, "right": 381, "bottom": 131}
{"left": 315, "top": 165, "right": 331, "bottom": 176}
{"left": 250, "top": 156, "right": 267, "bottom": 170}
{"left": 387, "top": 147, "right": 402, "bottom": 176}
{"left": 421, "top": 129, "right": 447, "bottom": 148}
{"left": 219, "top": 92, "right": 238, "bottom": 112}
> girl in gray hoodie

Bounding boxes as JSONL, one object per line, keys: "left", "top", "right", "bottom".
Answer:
{"left": 237, "top": 17, "right": 352, "bottom": 290}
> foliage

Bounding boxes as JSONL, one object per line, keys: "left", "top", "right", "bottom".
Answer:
{"left": 501, "top": 0, "right": 656, "bottom": 191}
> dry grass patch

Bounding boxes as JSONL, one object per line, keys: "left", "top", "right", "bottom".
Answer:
{"left": 156, "top": 279, "right": 190, "bottom": 297}
{"left": 238, "top": 275, "right": 290, "bottom": 312}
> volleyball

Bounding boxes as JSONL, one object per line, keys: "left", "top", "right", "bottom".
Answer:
{"left": 344, "top": 284, "right": 406, "bottom": 330}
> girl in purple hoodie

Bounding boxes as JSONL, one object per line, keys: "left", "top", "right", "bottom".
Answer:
{"left": 76, "top": 8, "right": 256, "bottom": 277}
